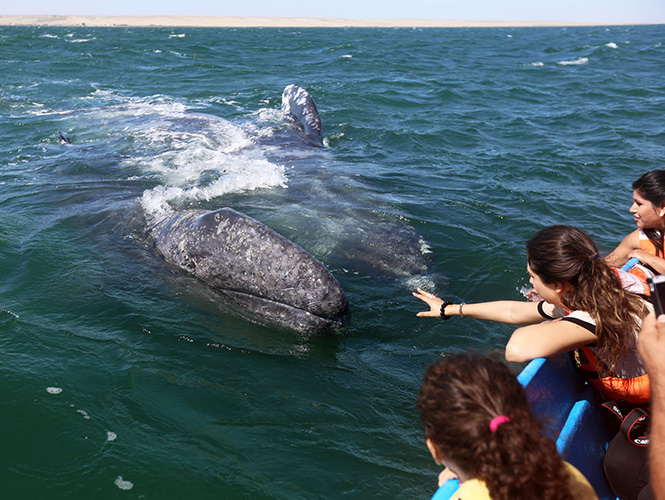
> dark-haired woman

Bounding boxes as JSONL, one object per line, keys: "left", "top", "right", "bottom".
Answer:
{"left": 418, "top": 352, "right": 598, "bottom": 500}
{"left": 606, "top": 170, "right": 665, "bottom": 285}
{"left": 414, "top": 225, "right": 651, "bottom": 404}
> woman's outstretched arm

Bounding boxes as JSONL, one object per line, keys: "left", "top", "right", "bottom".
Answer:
{"left": 413, "top": 288, "right": 544, "bottom": 325}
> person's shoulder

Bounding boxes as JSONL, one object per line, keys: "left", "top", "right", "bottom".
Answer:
{"left": 565, "top": 309, "right": 595, "bottom": 326}
{"left": 563, "top": 462, "right": 599, "bottom": 500}
{"left": 617, "top": 228, "right": 642, "bottom": 245}
{"left": 539, "top": 300, "right": 566, "bottom": 320}
{"left": 450, "top": 479, "right": 490, "bottom": 500}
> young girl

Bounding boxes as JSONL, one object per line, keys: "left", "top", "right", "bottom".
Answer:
{"left": 414, "top": 225, "right": 651, "bottom": 404}
{"left": 417, "top": 352, "right": 598, "bottom": 500}
{"left": 606, "top": 170, "right": 665, "bottom": 281}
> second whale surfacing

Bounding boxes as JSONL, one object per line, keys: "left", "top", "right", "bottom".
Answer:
{"left": 151, "top": 208, "right": 350, "bottom": 334}
{"left": 281, "top": 84, "right": 324, "bottom": 147}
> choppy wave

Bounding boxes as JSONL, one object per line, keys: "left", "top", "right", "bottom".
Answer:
{"left": 558, "top": 56, "right": 589, "bottom": 65}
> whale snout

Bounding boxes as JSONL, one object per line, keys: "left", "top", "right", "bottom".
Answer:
{"left": 152, "top": 208, "right": 350, "bottom": 333}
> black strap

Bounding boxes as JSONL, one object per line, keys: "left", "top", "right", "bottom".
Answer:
{"left": 561, "top": 316, "right": 596, "bottom": 334}
{"left": 621, "top": 407, "right": 649, "bottom": 448}
{"left": 601, "top": 400, "right": 625, "bottom": 421}
{"left": 537, "top": 300, "right": 551, "bottom": 319}
{"left": 601, "top": 400, "right": 650, "bottom": 447}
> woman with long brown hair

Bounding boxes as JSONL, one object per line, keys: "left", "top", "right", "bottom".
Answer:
{"left": 414, "top": 225, "right": 650, "bottom": 404}
{"left": 607, "top": 169, "right": 665, "bottom": 274}
{"left": 417, "top": 352, "right": 597, "bottom": 500}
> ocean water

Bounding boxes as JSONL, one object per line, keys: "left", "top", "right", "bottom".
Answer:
{"left": 0, "top": 24, "right": 664, "bottom": 499}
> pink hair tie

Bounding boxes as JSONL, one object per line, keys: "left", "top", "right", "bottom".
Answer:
{"left": 489, "top": 415, "right": 510, "bottom": 433}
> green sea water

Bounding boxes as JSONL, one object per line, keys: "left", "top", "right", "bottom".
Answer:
{"left": 0, "top": 25, "right": 664, "bottom": 498}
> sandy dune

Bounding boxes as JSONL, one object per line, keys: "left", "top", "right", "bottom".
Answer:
{"left": 0, "top": 15, "right": 623, "bottom": 28}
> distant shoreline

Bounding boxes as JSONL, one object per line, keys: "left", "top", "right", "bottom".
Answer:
{"left": 0, "top": 15, "right": 656, "bottom": 28}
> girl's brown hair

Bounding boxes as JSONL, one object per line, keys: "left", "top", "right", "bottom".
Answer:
{"left": 527, "top": 225, "right": 647, "bottom": 375}
{"left": 417, "top": 353, "right": 573, "bottom": 500}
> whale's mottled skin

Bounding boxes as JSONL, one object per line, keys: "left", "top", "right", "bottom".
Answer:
{"left": 151, "top": 208, "right": 350, "bottom": 333}
{"left": 281, "top": 84, "right": 324, "bottom": 147}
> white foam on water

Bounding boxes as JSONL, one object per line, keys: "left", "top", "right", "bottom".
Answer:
{"left": 111, "top": 102, "right": 287, "bottom": 221}
{"left": 88, "top": 87, "right": 120, "bottom": 99}
{"left": 114, "top": 476, "right": 134, "bottom": 490}
{"left": 54, "top": 93, "right": 291, "bottom": 225}
{"left": 137, "top": 129, "right": 288, "bottom": 223}
{"left": 46, "top": 387, "right": 62, "bottom": 394}
{"left": 109, "top": 96, "right": 189, "bottom": 119}
{"left": 558, "top": 57, "right": 589, "bottom": 66}
{"left": 26, "top": 104, "right": 58, "bottom": 116}
{"left": 208, "top": 96, "right": 242, "bottom": 109}
{"left": 107, "top": 431, "right": 117, "bottom": 442}
{"left": 57, "top": 94, "right": 289, "bottom": 223}
{"left": 519, "top": 285, "right": 542, "bottom": 301}
{"left": 254, "top": 107, "right": 286, "bottom": 125}
{"left": 606, "top": 42, "right": 618, "bottom": 49}
{"left": 140, "top": 154, "right": 287, "bottom": 223}
{"left": 419, "top": 239, "right": 433, "bottom": 255}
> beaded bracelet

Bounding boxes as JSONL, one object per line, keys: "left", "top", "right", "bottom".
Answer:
{"left": 440, "top": 300, "right": 452, "bottom": 320}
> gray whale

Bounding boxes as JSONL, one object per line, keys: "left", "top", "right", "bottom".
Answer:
{"left": 151, "top": 208, "right": 350, "bottom": 333}
{"left": 281, "top": 84, "right": 324, "bottom": 147}
{"left": 58, "top": 131, "right": 71, "bottom": 145}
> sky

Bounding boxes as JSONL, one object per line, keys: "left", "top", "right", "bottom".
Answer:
{"left": 2, "top": 0, "right": 665, "bottom": 25}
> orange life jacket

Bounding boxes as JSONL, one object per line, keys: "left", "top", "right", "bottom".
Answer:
{"left": 575, "top": 345, "right": 650, "bottom": 405}
{"left": 540, "top": 302, "right": 651, "bottom": 404}
{"left": 624, "top": 230, "right": 664, "bottom": 295}
{"left": 638, "top": 229, "right": 665, "bottom": 258}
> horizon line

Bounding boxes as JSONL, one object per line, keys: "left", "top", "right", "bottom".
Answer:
{"left": 0, "top": 14, "right": 661, "bottom": 28}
